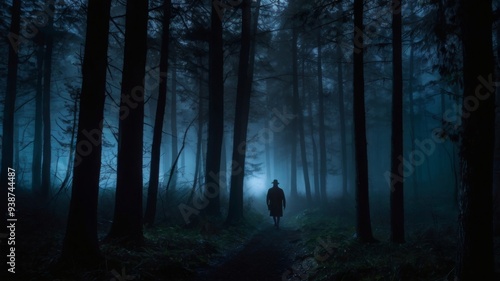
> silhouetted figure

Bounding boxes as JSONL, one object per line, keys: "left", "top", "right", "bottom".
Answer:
{"left": 266, "top": 179, "right": 286, "bottom": 229}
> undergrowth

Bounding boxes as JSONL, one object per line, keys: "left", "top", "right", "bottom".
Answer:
{"left": 12, "top": 187, "right": 265, "bottom": 281}
{"left": 8, "top": 189, "right": 461, "bottom": 281}
{"left": 288, "top": 208, "right": 456, "bottom": 281}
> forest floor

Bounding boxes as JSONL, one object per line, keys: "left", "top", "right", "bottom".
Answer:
{"left": 194, "top": 218, "right": 303, "bottom": 281}
{"left": 193, "top": 208, "right": 459, "bottom": 281}
{"left": 5, "top": 191, "right": 499, "bottom": 281}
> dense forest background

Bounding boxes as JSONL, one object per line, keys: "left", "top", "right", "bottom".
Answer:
{"left": 0, "top": 0, "right": 499, "bottom": 280}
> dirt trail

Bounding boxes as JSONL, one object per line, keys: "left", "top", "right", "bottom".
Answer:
{"left": 195, "top": 219, "right": 306, "bottom": 281}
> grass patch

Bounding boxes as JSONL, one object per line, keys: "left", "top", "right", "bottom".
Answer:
{"left": 288, "top": 208, "right": 456, "bottom": 281}
{"left": 96, "top": 212, "right": 264, "bottom": 280}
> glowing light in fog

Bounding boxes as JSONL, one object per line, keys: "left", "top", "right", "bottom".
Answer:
{"left": 245, "top": 174, "right": 267, "bottom": 196}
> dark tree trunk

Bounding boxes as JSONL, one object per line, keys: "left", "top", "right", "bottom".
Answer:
{"left": 290, "top": 131, "right": 297, "bottom": 198}
{"left": 201, "top": 133, "right": 207, "bottom": 181}
{"left": 298, "top": 43, "right": 312, "bottom": 204}
{"left": 220, "top": 136, "right": 227, "bottom": 198}
{"left": 107, "top": 0, "right": 149, "bottom": 244}
{"left": 452, "top": 84, "right": 461, "bottom": 208}
{"left": 408, "top": 16, "right": 418, "bottom": 200}
{"left": 226, "top": 0, "right": 252, "bottom": 224}
{"left": 32, "top": 43, "right": 44, "bottom": 195}
{"left": 455, "top": 0, "right": 495, "bottom": 279}
{"left": 144, "top": 0, "right": 171, "bottom": 227}
{"left": 308, "top": 82, "right": 320, "bottom": 202}
{"left": 497, "top": 14, "right": 500, "bottom": 69}
{"left": 60, "top": 0, "right": 111, "bottom": 267}
{"left": 59, "top": 94, "right": 78, "bottom": 192}
{"left": 390, "top": 0, "right": 405, "bottom": 244}
{"left": 290, "top": 26, "right": 299, "bottom": 200}
{"left": 1, "top": 0, "right": 20, "bottom": 230}
{"left": 14, "top": 116, "right": 19, "bottom": 171}
{"left": 247, "top": 1, "right": 261, "bottom": 191}
{"left": 353, "top": 0, "right": 375, "bottom": 243}
{"left": 265, "top": 77, "right": 273, "bottom": 183}
{"left": 493, "top": 8, "right": 500, "bottom": 236}
{"left": 317, "top": 29, "right": 327, "bottom": 204}
{"left": 304, "top": 49, "right": 319, "bottom": 201}
{"left": 170, "top": 46, "right": 178, "bottom": 190}
{"left": 265, "top": 140, "right": 272, "bottom": 182}
{"left": 180, "top": 141, "right": 186, "bottom": 177}
{"left": 163, "top": 130, "right": 170, "bottom": 180}
{"left": 189, "top": 60, "right": 204, "bottom": 203}
{"left": 336, "top": 19, "right": 348, "bottom": 198}
{"left": 205, "top": 0, "right": 225, "bottom": 216}
{"left": 41, "top": 5, "right": 55, "bottom": 199}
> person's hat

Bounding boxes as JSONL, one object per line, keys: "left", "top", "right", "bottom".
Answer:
{"left": 272, "top": 179, "right": 279, "bottom": 184}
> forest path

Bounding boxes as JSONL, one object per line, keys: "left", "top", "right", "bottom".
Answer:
{"left": 195, "top": 217, "right": 308, "bottom": 281}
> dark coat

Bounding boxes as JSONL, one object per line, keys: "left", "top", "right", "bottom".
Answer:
{"left": 266, "top": 186, "right": 286, "bottom": 217}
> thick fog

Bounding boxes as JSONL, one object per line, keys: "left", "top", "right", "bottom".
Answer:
{"left": 0, "top": 0, "right": 499, "bottom": 280}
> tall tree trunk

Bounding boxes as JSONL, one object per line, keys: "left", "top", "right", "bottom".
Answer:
{"left": 308, "top": 81, "right": 320, "bottom": 201}
{"left": 170, "top": 46, "right": 178, "bottom": 190}
{"left": 317, "top": 29, "right": 327, "bottom": 204}
{"left": 226, "top": 0, "right": 252, "bottom": 224}
{"left": 107, "top": 0, "right": 149, "bottom": 244}
{"left": 353, "top": 0, "right": 375, "bottom": 243}
{"left": 14, "top": 115, "right": 19, "bottom": 171}
{"left": 455, "top": 0, "right": 495, "bottom": 279}
{"left": 408, "top": 14, "right": 418, "bottom": 200}
{"left": 32, "top": 43, "right": 44, "bottom": 195}
{"left": 163, "top": 126, "right": 170, "bottom": 179}
{"left": 336, "top": 18, "right": 348, "bottom": 198}
{"left": 265, "top": 77, "right": 273, "bottom": 183}
{"left": 298, "top": 44, "right": 312, "bottom": 204}
{"left": 41, "top": 3, "right": 55, "bottom": 199}
{"left": 446, "top": 84, "right": 461, "bottom": 208}
{"left": 390, "top": 0, "right": 404, "bottom": 244}
{"left": 290, "top": 26, "right": 299, "bottom": 200}
{"left": 220, "top": 136, "right": 227, "bottom": 198}
{"left": 60, "top": 0, "right": 111, "bottom": 266}
{"left": 494, "top": 15, "right": 500, "bottom": 235}
{"left": 274, "top": 89, "right": 286, "bottom": 185}
{"left": 190, "top": 60, "right": 204, "bottom": 203}
{"left": 180, "top": 141, "right": 186, "bottom": 177}
{"left": 265, "top": 133, "right": 272, "bottom": 182}
{"left": 201, "top": 131, "right": 207, "bottom": 183}
{"left": 290, "top": 129, "right": 297, "bottom": 198}
{"left": 144, "top": 0, "right": 171, "bottom": 227}
{"left": 58, "top": 94, "right": 78, "bottom": 192}
{"left": 304, "top": 50, "right": 320, "bottom": 201}
{"left": 205, "top": 0, "right": 225, "bottom": 216}
{"left": 1, "top": 0, "right": 20, "bottom": 224}
{"left": 246, "top": 0, "right": 262, "bottom": 188}
{"left": 497, "top": 9, "right": 500, "bottom": 63}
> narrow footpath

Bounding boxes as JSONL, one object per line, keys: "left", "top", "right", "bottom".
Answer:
{"left": 195, "top": 218, "right": 311, "bottom": 281}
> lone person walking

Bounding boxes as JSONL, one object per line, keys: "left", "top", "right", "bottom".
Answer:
{"left": 267, "top": 179, "right": 286, "bottom": 229}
